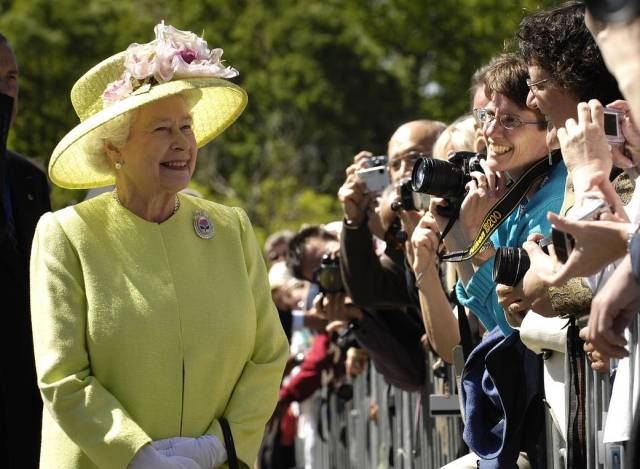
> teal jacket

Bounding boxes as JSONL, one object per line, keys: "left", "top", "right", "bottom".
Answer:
{"left": 456, "top": 160, "right": 567, "bottom": 336}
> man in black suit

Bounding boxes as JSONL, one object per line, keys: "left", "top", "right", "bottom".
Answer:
{"left": 0, "top": 33, "right": 50, "bottom": 468}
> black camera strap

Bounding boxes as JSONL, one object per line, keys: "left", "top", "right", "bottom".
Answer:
{"left": 440, "top": 150, "right": 562, "bottom": 262}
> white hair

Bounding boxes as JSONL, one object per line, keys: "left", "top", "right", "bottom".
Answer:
{"left": 81, "top": 92, "right": 199, "bottom": 176}
{"left": 83, "top": 110, "right": 136, "bottom": 176}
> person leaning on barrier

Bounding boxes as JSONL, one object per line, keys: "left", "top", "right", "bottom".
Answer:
{"left": 430, "top": 52, "right": 566, "bottom": 468}
{"left": 286, "top": 223, "right": 427, "bottom": 392}
{"left": 519, "top": 5, "right": 640, "bottom": 464}
{"left": 411, "top": 115, "right": 482, "bottom": 365}
{"left": 29, "top": 23, "right": 289, "bottom": 469}
{"left": 338, "top": 120, "right": 445, "bottom": 310}
{"left": 587, "top": 6, "right": 640, "bottom": 454}
{"left": 497, "top": 0, "right": 629, "bottom": 321}
{"left": 0, "top": 32, "right": 51, "bottom": 469}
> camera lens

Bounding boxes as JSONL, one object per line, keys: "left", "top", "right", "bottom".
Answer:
{"left": 493, "top": 247, "right": 530, "bottom": 287}
{"left": 411, "top": 157, "right": 467, "bottom": 199}
{"left": 316, "top": 256, "right": 345, "bottom": 294}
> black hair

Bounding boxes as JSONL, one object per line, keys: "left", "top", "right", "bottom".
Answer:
{"left": 517, "top": 1, "right": 621, "bottom": 104}
{"left": 285, "top": 225, "right": 338, "bottom": 280}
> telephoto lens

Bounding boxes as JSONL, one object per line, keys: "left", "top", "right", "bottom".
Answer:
{"left": 585, "top": 0, "right": 640, "bottom": 23}
{"left": 493, "top": 238, "right": 550, "bottom": 286}
{"left": 493, "top": 247, "right": 530, "bottom": 287}
{"left": 411, "top": 157, "right": 468, "bottom": 199}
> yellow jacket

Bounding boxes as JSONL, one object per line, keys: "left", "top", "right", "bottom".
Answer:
{"left": 30, "top": 193, "right": 289, "bottom": 469}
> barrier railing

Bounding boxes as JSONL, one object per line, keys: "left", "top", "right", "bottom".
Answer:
{"left": 294, "top": 316, "right": 639, "bottom": 468}
{"left": 295, "top": 352, "right": 465, "bottom": 469}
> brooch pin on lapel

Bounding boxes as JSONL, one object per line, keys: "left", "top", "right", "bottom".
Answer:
{"left": 193, "top": 211, "right": 214, "bottom": 239}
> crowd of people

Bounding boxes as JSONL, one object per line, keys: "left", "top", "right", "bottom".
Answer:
{"left": 3, "top": 1, "right": 640, "bottom": 469}
{"left": 262, "top": 2, "right": 640, "bottom": 468}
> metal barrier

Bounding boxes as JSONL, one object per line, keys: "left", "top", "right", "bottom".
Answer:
{"left": 544, "top": 315, "right": 640, "bottom": 469}
{"left": 295, "top": 352, "right": 465, "bottom": 469}
{"left": 293, "top": 316, "right": 639, "bottom": 469}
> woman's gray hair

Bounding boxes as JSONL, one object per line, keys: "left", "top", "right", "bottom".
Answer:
{"left": 83, "top": 110, "right": 136, "bottom": 176}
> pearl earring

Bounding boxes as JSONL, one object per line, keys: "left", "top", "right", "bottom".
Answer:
{"left": 115, "top": 162, "right": 122, "bottom": 170}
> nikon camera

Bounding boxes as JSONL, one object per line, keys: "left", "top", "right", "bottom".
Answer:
{"left": 411, "top": 151, "right": 485, "bottom": 218}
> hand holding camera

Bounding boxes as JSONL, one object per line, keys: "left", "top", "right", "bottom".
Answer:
{"left": 607, "top": 99, "right": 640, "bottom": 168}
{"left": 495, "top": 234, "right": 555, "bottom": 320}
{"left": 356, "top": 154, "right": 390, "bottom": 193}
{"left": 411, "top": 211, "right": 441, "bottom": 283}
{"left": 338, "top": 151, "right": 375, "bottom": 226}
{"left": 313, "top": 290, "right": 363, "bottom": 324}
{"left": 557, "top": 100, "right": 618, "bottom": 195}
{"left": 539, "top": 199, "right": 633, "bottom": 286}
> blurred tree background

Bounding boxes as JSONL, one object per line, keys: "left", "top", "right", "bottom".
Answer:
{"left": 0, "top": 0, "right": 554, "bottom": 245}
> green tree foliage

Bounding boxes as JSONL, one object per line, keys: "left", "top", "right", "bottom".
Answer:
{"left": 0, "top": 0, "right": 554, "bottom": 247}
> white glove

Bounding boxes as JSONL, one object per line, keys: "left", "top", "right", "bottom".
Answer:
{"left": 127, "top": 443, "right": 201, "bottom": 469}
{"left": 153, "top": 435, "right": 228, "bottom": 469}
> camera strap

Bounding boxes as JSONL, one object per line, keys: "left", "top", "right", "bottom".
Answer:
{"left": 440, "top": 149, "right": 562, "bottom": 262}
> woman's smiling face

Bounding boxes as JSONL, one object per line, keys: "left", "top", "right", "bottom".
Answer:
{"left": 114, "top": 95, "right": 197, "bottom": 197}
{"left": 483, "top": 92, "right": 548, "bottom": 179}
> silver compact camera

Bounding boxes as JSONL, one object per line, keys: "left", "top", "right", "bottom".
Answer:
{"left": 603, "top": 107, "right": 625, "bottom": 145}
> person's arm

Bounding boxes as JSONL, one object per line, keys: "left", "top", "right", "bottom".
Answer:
{"left": 30, "top": 213, "right": 151, "bottom": 468}
{"left": 206, "top": 208, "right": 289, "bottom": 467}
{"left": 340, "top": 221, "right": 413, "bottom": 309}
{"left": 411, "top": 211, "right": 460, "bottom": 363}
{"left": 278, "top": 333, "right": 332, "bottom": 405}
{"left": 588, "top": 255, "right": 640, "bottom": 358}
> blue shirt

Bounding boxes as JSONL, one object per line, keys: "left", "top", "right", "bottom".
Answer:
{"left": 455, "top": 160, "right": 567, "bottom": 336}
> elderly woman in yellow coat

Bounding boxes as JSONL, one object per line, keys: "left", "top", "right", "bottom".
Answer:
{"left": 29, "top": 23, "right": 288, "bottom": 469}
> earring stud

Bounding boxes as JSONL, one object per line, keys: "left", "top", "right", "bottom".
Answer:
{"left": 115, "top": 162, "right": 122, "bottom": 170}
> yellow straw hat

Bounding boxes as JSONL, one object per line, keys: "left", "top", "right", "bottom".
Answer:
{"left": 49, "top": 22, "right": 248, "bottom": 189}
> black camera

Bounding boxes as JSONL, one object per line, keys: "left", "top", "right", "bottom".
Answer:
{"left": 493, "top": 239, "right": 551, "bottom": 287}
{"left": 411, "top": 152, "right": 485, "bottom": 218}
{"left": 391, "top": 178, "right": 431, "bottom": 212}
{"left": 586, "top": 0, "right": 640, "bottom": 23}
{"left": 383, "top": 217, "right": 408, "bottom": 251}
{"left": 314, "top": 254, "right": 345, "bottom": 294}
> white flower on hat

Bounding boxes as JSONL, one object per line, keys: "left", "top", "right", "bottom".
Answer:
{"left": 102, "top": 21, "right": 239, "bottom": 106}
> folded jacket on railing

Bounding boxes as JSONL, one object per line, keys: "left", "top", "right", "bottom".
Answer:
{"left": 460, "top": 325, "right": 545, "bottom": 468}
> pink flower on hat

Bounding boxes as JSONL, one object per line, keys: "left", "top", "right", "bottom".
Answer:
{"left": 102, "top": 73, "right": 134, "bottom": 106}
{"left": 101, "top": 21, "right": 239, "bottom": 107}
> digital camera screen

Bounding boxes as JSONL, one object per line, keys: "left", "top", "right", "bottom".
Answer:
{"left": 604, "top": 112, "right": 619, "bottom": 137}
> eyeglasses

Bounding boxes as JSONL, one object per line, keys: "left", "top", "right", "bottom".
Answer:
{"left": 473, "top": 108, "right": 546, "bottom": 131}
{"left": 526, "top": 77, "right": 551, "bottom": 93}
{"left": 389, "top": 151, "right": 429, "bottom": 172}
